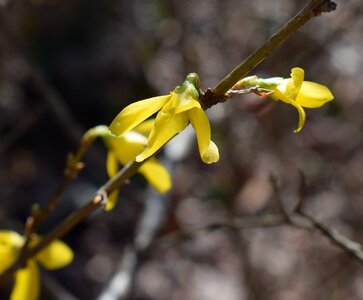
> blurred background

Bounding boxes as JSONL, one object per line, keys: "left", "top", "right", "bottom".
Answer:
{"left": 1, "top": 0, "right": 363, "bottom": 299}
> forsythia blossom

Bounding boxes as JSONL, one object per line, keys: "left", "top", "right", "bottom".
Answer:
{"left": 234, "top": 67, "right": 334, "bottom": 132}
{"left": 0, "top": 230, "right": 73, "bottom": 300}
{"left": 85, "top": 122, "right": 171, "bottom": 210}
{"left": 109, "top": 73, "right": 219, "bottom": 164}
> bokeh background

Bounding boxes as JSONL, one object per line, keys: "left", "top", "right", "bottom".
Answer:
{"left": 1, "top": 0, "right": 363, "bottom": 299}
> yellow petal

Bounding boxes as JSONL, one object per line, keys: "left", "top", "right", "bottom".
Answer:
{"left": 133, "top": 119, "right": 155, "bottom": 136}
{"left": 172, "top": 97, "right": 201, "bottom": 115}
{"left": 201, "top": 141, "right": 220, "bottom": 164}
{"left": 136, "top": 111, "right": 189, "bottom": 162}
{"left": 104, "top": 134, "right": 146, "bottom": 210}
{"left": 106, "top": 132, "right": 147, "bottom": 165}
{"left": 286, "top": 67, "right": 304, "bottom": 100}
{"left": 295, "top": 81, "right": 334, "bottom": 108}
{"left": 109, "top": 95, "right": 170, "bottom": 137}
{"left": 284, "top": 99, "right": 306, "bottom": 133}
{"left": 161, "top": 90, "right": 201, "bottom": 115}
{"left": 105, "top": 190, "right": 120, "bottom": 211}
{"left": 0, "top": 231, "right": 23, "bottom": 273}
{"left": 189, "top": 107, "right": 219, "bottom": 164}
{"left": 105, "top": 151, "right": 121, "bottom": 210}
{"left": 139, "top": 157, "right": 172, "bottom": 193}
{"left": 104, "top": 133, "right": 149, "bottom": 211}
{"left": 11, "top": 260, "right": 40, "bottom": 300}
{"left": 36, "top": 239, "right": 73, "bottom": 270}
{"left": 106, "top": 151, "right": 119, "bottom": 178}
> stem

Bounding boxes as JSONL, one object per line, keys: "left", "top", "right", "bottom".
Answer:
{"left": 200, "top": 0, "right": 336, "bottom": 109}
{"left": 21, "top": 136, "right": 94, "bottom": 254}
{"left": 0, "top": 160, "right": 143, "bottom": 283}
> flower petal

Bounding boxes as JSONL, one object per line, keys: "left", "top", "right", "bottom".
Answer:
{"left": 109, "top": 95, "right": 170, "bottom": 137}
{"left": 295, "top": 81, "right": 334, "bottom": 108}
{"left": 105, "top": 190, "right": 120, "bottom": 211}
{"left": 106, "top": 151, "right": 119, "bottom": 178}
{"left": 189, "top": 107, "right": 219, "bottom": 163}
{"left": 0, "top": 230, "right": 23, "bottom": 273}
{"left": 133, "top": 119, "right": 155, "bottom": 136}
{"left": 136, "top": 110, "right": 189, "bottom": 162}
{"left": 139, "top": 157, "right": 172, "bottom": 193}
{"left": 11, "top": 260, "right": 39, "bottom": 300}
{"left": 106, "top": 132, "right": 147, "bottom": 165}
{"left": 36, "top": 239, "right": 73, "bottom": 270}
{"left": 284, "top": 99, "right": 306, "bottom": 133}
{"left": 105, "top": 151, "right": 121, "bottom": 211}
{"left": 172, "top": 97, "right": 201, "bottom": 115}
{"left": 286, "top": 67, "right": 304, "bottom": 100}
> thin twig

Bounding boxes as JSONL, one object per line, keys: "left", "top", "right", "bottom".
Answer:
{"left": 20, "top": 135, "right": 95, "bottom": 254}
{"left": 0, "top": 160, "right": 144, "bottom": 283}
{"left": 150, "top": 214, "right": 307, "bottom": 252}
{"left": 200, "top": 0, "right": 337, "bottom": 109}
{"left": 300, "top": 212, "right": 363, "bottom": 263}
{"left": 151, "top": 212, "right": 363, "bottom": 265}
{"left": 294, "top": 169, "right": 308, "bottom": 213}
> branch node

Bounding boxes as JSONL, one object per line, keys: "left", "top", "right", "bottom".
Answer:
{"left": 200, "top": 88, "right": 228, "bottom": 110}
{"left": 313, "top": 1, "right": 337, "bottom": 16}
{"left": 94, "top": 190, "right": 108, "bottom": 208}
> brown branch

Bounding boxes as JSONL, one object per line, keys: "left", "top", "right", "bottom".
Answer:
{"left": 151, "top": 211, "right": 363, "bottom": 265}
{"left": 200, "top": 0, "right": 337, "bottom": 109}
{"left": 300, "top": 212, "right": 363, "bottom": 262}
{"left": 150, "top": 214, "right": 306, "bottom": 252}
{"left": 0, "top": 160, "right": 144, "bottom": 283}
{"left": 20, "top": 135, "right": 94, "bottom": 254}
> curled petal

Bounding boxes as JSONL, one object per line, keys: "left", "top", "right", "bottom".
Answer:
{"left": 136, "top": 111, "right": 189, "bottom": 162}
{"left": 295, "top": 81, "right": 334, "bottom": 108}
{"left": 109, "top": 95, "right": 170, "bottom": 136}
{"left": 201, "top": 141, "right": 220, "bottom": 164}
{"left": 36, "top": 239, "right": 73, "bottom": 270}
{"left": 11, "top": 260, "right": 40, "bottom": 300}
{"left": 139, "top": 157, "right": 172, "bottom": 193}
{"left": 286, "top": 67, "right": 304, "bottom": 100}
{"left": 285, "top": 99, "right": 306, "bottom": 133}
{"left": 189, "top": 107, "right": 219, "bottom": 164}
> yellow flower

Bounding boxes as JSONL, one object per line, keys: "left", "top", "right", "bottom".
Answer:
{"left": 0, "top": 230, "right": 73, "bottom": 300}
{"left": 261, "top": 67, "right": 334, "bottom": 132}
{"left": 86, "top": 121, "right": 171, "bottom": 211}
{"left": 270, "top": 67, "right": 334, "bottom": 132}
{"left": 109, "top": 73, "right": 219, "bottom": 164}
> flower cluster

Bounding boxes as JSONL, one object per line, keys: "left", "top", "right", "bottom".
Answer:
{"left": 0, "top": 230, "right": 73, "bottom": 300}
{"left": 109, "top": 73, "right": 219, "bottom": 164}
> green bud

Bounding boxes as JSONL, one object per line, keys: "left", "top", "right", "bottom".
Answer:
{"left": 186, "top": 73, "right": 200, "bottom": 89}
{"left": 174, "top": 73, "right": 200, "bottom": 99}
{"left": 83, "top": 125, "right": 112, "bottom": 140}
